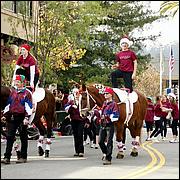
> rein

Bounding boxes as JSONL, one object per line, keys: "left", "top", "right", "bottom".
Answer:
{"left": 79, "top": 89, "right": 97, "bottom": 115}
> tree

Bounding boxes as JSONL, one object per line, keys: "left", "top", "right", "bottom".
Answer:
{"left": 135, "top": 65, "right": 160, "bottom": 97}
{"left": 67, "top": 1, "right": 163, "bottom": 87}
{"left": 2, "top": 1, "right": 166, "bottom": 93}
{"left": 36, "top": 1, "right": 105, "bottom": 86}
{"left": 160, "top": 1, "right": 179, "bottom": 17}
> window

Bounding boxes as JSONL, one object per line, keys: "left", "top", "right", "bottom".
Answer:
{"left": 1, "top": 1, "right": 14, "bottom": 11}
{"left": 1, "top": 1, "right": 32, "bottom": 17}
{"left": 16, "top": 1, "right": 32, "bottom": 17}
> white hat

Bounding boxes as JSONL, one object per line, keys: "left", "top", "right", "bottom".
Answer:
{"left": 168, "top": 93, "right": 176, "bottom": 99}
{"left": 120, "top": 37, "right": 133, "bottom": 48}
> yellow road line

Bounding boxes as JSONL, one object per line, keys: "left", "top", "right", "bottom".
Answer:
{"left": 119, "top": 141, "right": 157, "bottom": 179}
{"left": 119, "top": 141, "right": 165, "bottom": 179}
{"left": 129, "top": 143, "right": 166, "bottom": 179}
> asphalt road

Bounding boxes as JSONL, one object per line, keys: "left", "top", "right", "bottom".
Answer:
{"left": 1, "top": 128, "right": 179, "bottom": 179}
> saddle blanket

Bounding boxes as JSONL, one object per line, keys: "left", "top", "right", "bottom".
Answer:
{"left": 113, "top": 88, "right": 138, "bottom": 126}
{"left": 113, "top": 88, "right": 138, "bottom": 103}
{"left": 32, "top": 88, "right": 45, "bottom": 103}
{"left": 29, "top": 88, "right": 45, "bottom": 124}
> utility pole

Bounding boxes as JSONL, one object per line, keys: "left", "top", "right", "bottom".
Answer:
{"left": 168, "top": 44, "right": 172, "bottom": 89}
{"left": 159, "top": 46, "right": 163, "bottom": 95}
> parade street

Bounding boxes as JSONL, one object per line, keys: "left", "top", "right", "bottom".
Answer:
{"left": 1, "top": 128, "right": 179, "bottom": 179}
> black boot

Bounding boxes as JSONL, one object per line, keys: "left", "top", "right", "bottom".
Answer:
{"left": 16, "top": 150, "right": 21, "bottom": 160}
{"left": 38, "top": 146, "right": 44, "bottom": 156}
{"left": 45, "top": 150, "right": 49, "bottom": 158}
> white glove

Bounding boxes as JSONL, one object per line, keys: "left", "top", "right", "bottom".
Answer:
{"left": 72, "top": 105, "right": 77, "bottom": 109}
{"left": 23, "top": 117, "right": 29, "bottom": 125}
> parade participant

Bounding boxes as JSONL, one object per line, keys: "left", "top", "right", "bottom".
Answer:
{"left": 64, "top": 95, "right": 84, "bottom": 157}
{"left": 145, "top": 97, "right": 155, "bottom": 141}
{"left": 168, "top": 93, "right": 179, "bottom": 143}
{"left": 91, "top": 106, "right": 101, "bottom": 149}
{"left": 1, "top": 75, "right": 33, "bottom": 164}
{"left": 150, "top": 95, "right": 172, "bottom": 142}
{"left": 83, "top": 112, "right": 94, "bottom": 148}
{"left": 111, "top": 36, "right": 137, "bottom": 93}
{"left": 12, "top": 43, "right": 40, "bottom": 92}
{"left": 160, "top": 95, "right": 172, "bottom": 140}
{"left": 99, "top": 87, "right": 120, "bottom": 165}
{"left": 149, "top": 95, "right": 162, "bottom": 142}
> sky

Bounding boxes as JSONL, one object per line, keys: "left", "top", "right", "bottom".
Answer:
{"left": 132, "top": 1, "right": 179, "bottom": 49}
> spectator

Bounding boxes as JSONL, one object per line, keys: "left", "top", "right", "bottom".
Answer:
{"left": 145, "top": 97, "right": 155, "bottom": 141}
{"left": 160, "top": 95, "right": 172, "bottom": 141}
{"left": 168, "top": 93, "right": 179, "bottom": 143}
{"left": 149, "top": 96, "right": 163, "bottom": 142}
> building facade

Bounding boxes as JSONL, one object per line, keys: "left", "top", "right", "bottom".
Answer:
{"left": 1, "top": 1, "right": 39, "bottom": 48}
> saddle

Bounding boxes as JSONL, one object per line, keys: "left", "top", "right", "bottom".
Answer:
{"left": 113, "top": 88, "right": 138, "bottom": 126}
{"left": 28, "top": 88, "right": 45, "bottom": 124}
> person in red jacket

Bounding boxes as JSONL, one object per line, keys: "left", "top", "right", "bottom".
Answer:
{"left": 144, "top": 97, "right": 155, "bottom": 141}
{"left": 149, "top": 95, "right": 163, "bottom": 142}
{"left": 150, "top": 95, "right": 172, "bottom": 142}
{"left": 168, "top": 93, "right": 179, "bottom": 143}
{"left": 160, "top": 95, "right": 172, "bottom": 140}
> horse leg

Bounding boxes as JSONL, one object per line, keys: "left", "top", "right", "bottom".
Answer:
{"left": 35, "top": 121, "right": 46, "bottom": 156}
{"left": 115, "top": 122, "right": 125, "bottom": 159}
{"left": 44, "top": 113, "right": 54, "bottom": 158}
{"left": 129, "top": 126, "right": 141, "bottom": 157}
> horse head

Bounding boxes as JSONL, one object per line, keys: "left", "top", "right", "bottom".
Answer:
{"left": 76, "top": 84, "right": 105, "bottom": 115}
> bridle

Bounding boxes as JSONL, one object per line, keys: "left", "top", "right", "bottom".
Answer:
{"left": 78, "top": 89, "right": 98, "bottom": 115}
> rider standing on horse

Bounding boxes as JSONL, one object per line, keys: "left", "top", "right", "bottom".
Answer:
{"left": 99, "top": 87, "right": 120, "bottom": 165}
{"left": 12, "top": 43, "right": 40, "bottom": 92}
{"left": 1, "top": 74, "right": 33, "bottom": 164}
{"left": 111, "top": 36, "right": 137, "bottom": 93}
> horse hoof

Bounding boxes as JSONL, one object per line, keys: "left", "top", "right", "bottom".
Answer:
{"left": 45, "top": 150, "right": 49, "bottom": 158}
{"left": 116, "top": 153, "right": 124, "bottom": 159}
{"left": 130, "top": 151, "right": 138, "bottom": 157}
{"left": 38, "top": 146, "right": 44, "bottom": 156}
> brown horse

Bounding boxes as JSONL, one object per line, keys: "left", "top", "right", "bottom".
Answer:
{"left": 1, "top": 86, "right": 56, "bottom": 158}
{"left": 74, "top": 83, "right": 147, "bottom": 158}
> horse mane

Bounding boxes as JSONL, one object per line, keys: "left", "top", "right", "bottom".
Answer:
{"left": 80, "top": 84, "right": 105, "bottom": 108}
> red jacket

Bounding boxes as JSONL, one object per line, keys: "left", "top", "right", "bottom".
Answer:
{"left": 154, "top": 101, "right": 172, "bottom": 118}
{"left": 171, "top": 103, "right": 179, "bottom": 120}
{"left": 145, "top": 102, "right": 155, "bottom": 122}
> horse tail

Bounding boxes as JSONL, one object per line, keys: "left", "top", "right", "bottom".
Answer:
{"left": 53, "top": 111, "right": 58, "bottom": 128}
